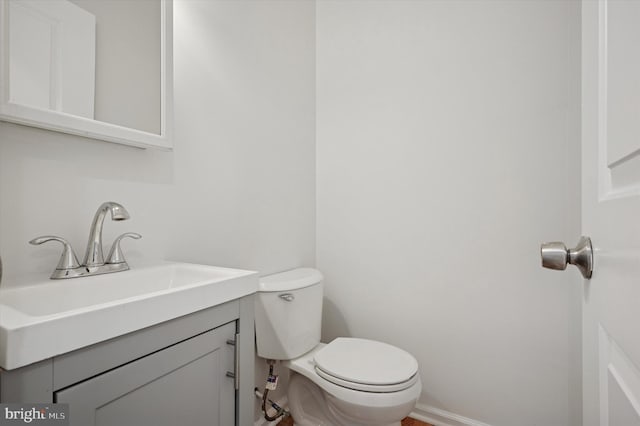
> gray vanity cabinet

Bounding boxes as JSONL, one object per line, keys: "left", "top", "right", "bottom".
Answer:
{"left": 56, "top": 322, "right": 236, "bottom": 426}
{"left": 0, "top": 295, "right": 255, "bottom": 426}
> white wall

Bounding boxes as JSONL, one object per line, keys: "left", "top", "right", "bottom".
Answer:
{"left": 0, "top": 0, "right": 315, "bottom": 284}
{"left": 0, "top": 2, "right": 314, "bottom": 420}
{"left": 0, "top": 1, "right": 585, "bottom": 424}
{"left": 316, "top": 1, "right": 581, "bottom": 425}
{"left": 1, "top": 12, "right": 314, "bottom": 416}
{"left": 71, "top": 0, "right": 161, "bottom": 134}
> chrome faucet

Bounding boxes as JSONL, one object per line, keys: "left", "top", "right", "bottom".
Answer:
{"left": 29, "top": 201, "right": 141, "bottom": 279}
{"left": 84, "top": 202, "right": 130, "bottom": 267}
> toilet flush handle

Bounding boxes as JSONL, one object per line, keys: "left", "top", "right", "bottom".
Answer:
{"left": 279, "top": 293, "right": 295, "bottom": 302}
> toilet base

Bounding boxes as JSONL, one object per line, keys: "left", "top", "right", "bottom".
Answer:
{"left": 287, "top": 372, "right": 408, "bottom": 426}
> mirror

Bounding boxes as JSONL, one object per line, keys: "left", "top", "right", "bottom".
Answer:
{"left": 0, "top": 0, "right": 172, "bottom": 150}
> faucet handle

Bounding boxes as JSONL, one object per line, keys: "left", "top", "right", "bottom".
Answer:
{"left": 106, "top": 233, "right": 141, "bottom": 265}
{"left": 29, "top": 236, "right": 80, "bottom": 270}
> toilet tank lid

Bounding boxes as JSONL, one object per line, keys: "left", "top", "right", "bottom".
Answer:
{"left": 259, "top": 268, "right": 323, "bottom": 292}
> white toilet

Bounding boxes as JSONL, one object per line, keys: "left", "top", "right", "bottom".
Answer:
{"left": 255, "top": 268, "right": 422, "bottom": 426}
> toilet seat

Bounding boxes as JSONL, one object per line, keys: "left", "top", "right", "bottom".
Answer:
{"left": 285, "top": 342, "right": 422, "bottom": 410}
{"left": 313, "top": 338, "right": 419, "bottom": 393}
{"left": 315, "top": 367, "right": 419, "bottom": 392}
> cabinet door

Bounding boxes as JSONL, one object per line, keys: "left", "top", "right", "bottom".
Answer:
{"left": 55, "top": 321, "right": 237, "bottom": 426}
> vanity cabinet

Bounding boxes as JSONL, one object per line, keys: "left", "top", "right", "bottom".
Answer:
{"left": 0, "top": 295, "right": 255, "bottom": 426}
{"left": 57, "top": 322, "right": 236, "bottom": 426}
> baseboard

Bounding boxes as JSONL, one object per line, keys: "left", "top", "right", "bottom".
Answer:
{"left": 410, "top": 403, "right": 494, "bottom": 426}
{"left": 253, "top": 396, "right": 289, "bottom": 426}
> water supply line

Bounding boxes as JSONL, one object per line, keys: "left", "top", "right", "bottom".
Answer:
{"left": 259, "top": 360, "right": 289, "bottom": 421}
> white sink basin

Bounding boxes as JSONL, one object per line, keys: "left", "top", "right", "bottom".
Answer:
{"left": 0, "top": 262, "right": 258, "bottom": 370}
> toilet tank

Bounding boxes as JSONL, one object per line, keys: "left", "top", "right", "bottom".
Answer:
{"left": 255, "top": 268, "right": 323, "bottom": 360}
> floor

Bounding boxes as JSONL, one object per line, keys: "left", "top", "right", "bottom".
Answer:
{"left": 400, "top": 418, "right": 433, "bottom": 426}
{"left": 278, "top": 416, "right": 432, "bottom": 426}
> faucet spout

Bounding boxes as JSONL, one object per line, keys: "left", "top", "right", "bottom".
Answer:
{"left": 83, "top": 202, "right": 130, "bottom": 267}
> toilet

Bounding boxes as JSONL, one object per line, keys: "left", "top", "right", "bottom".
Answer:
{"left": 255, "top": 268, "right": 422, "bottom": 426}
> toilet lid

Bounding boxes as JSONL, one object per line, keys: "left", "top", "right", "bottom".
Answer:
{"left": 313, "top": 338, "right": 418, "bottom": 391}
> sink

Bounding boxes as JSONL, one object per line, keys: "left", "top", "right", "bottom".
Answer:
{"left": 0, "top": 262, "right": 258, "bottom": 370}
{"left": 1, "top": 263, "right": 247, "bottom": 317}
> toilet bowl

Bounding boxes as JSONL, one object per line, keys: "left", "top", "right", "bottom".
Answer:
{"left": 255, "top": 268, "right": 421, "bottom": 426}
{"left": 285, "top": 341, "right": 422, "bottom": 426}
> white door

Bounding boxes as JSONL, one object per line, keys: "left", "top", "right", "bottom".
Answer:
{"left": 582, "top": 0, "right": 640, "bottom": 424}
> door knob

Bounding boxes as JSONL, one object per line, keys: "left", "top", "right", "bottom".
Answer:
{"left": 540, "top": 236, "right": 593, "bottom": 279}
